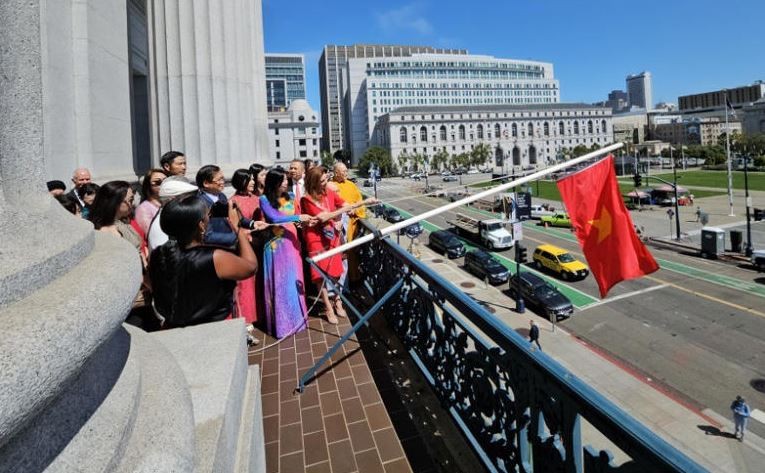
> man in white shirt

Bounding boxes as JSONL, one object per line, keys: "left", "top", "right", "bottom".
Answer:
{"left": 288, "top": 160, "right": 305, "bottom": 212}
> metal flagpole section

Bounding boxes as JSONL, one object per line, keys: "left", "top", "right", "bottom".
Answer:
{"left": 724, "top": 90, "right": 735, "bottom": 216}
{"left": 312, "top": 142, "right": 623, "bottom": 264}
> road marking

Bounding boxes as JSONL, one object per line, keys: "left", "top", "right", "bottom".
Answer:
{"left": 751, "top": 409, "right": 765, "bottom": 425}
{"left": 644, "top": 275, "right": 765, "bottom": 319}
{"left": 579, "top": 284, "right": 669, "bottom": 311}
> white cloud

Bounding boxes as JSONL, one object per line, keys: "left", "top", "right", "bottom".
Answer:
{"left": 376, "top": 3, "right": 433, "bottom": 36}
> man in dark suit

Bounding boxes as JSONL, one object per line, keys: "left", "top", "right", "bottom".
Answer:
{"left": 529, "top": 320, "right": 541, "bottom": 350}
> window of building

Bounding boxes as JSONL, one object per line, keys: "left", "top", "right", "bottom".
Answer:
{"left": 511, "top": 123, "right": 517, "bottom": 138}
{"left": 588, "top": 120, "right": 593, "bottom": 134}
{"left": 420, "top": 126, "right": 427, "bottom": 142}
{"left": 400, "top": 127, "right": 407, "bottom": 143}
{"left": 601, "top": 120, "right": 607, "bottom": 134}
{"left": 477, "top": 124, "right": 484, "bottom": 139}
{"left": 275, "top": 128, "right": 279, "bottom": 135}
{"left": 543, "top": 122, "right": 549, "bottom": 136}
{"left": 573, "top": 121, "right": 580, "bottom": 135}
{"left": 275, "top": 139, "right": 280, "bottom": 147}
{"left": 494, "top": 123, "right": 501, "bottom": 138}
{"left": 559, "top": 121, "right": 564, "bottom": 135}
{"left": 299, "top": 150, "right": 307, "bottom": 157}
{"left": 528, "top": 123, "right": 534, "bottom": 136}
{"left": 439, "top": 125, "right": 447, "bottom": 141}
{"left": 276, "top": 151, "right": 281, "bottom": 159}
{"left": 299, "top": 139, "right": 306, "bottom": 146}
{"left": 458, "top": 125, "right": 466, "bottom": 140}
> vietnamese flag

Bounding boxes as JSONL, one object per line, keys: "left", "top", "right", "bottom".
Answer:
{"left": 557, "top": 155, "right": 659, "bottom": 298}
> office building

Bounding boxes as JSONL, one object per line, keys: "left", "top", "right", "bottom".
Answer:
{"left": 679, "top": 81, "right": 765, "bottom": 117}
{"left": 626, "top": 72, "right": 653, "bottom": 110}
{"left": 268, "top": 99, "right": 321, "bottom": 163}
{"left": 606, "top": 90, "right": 629, "bottom": 113}
{"left": 265, "top": 53, "right": 306, "bottom": 111}
{"left": 373, "top": 103, "right": 610, "bottom": 171}
{"left": 652, "top": 118, "right": 742, "bottom": 146}
{"left": 318, "top": 44, "right": 467, "bottom": 154}
{"left": 742, "top": 98, "right": 765, "bottom": 135}
{"left": 347, "top": 54, "right": 560, "bottom": 163}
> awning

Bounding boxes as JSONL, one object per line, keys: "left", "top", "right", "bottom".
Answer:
{"left": 654, "top": 184, "right": 688, "bottom": 193}
{"left": 624, "top": 190, "right": 650, "bottom": 198}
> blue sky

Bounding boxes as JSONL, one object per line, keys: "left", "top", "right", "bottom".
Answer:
{"left": 263, "top": 0, "right": 764, "bottom": 115}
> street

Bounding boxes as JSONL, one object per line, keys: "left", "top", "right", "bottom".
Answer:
{"left": 366, "top": 173, "right": 765, "bottom": 442}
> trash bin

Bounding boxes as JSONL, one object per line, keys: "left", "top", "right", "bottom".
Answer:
{"left": 730, "top": 230, "right": 743, "bottom": 253}
{"left": 754, "top": 208, "right": 764, "bottom": 222}
{"left": 701, "top": 227, "right": 725, "bottom": 259}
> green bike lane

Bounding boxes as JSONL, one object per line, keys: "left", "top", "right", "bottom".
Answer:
{"left": 464, "top": 204, "right": 765, "bottom": 299}
{"left": 385, "top": 205, "right": 600, "bottom": 310}
{"left": 382, "top": 198, "right": 765, "bottom": 309}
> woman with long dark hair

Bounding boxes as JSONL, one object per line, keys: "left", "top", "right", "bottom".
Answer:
{"left": 89, "top": 180, "right": 142, "bottom": 250}
{"left": 301, "top": 166, "right": 375, "bottom": 323}
{"left": 149, "top": 192, "right": 258, "bottom": 327}
{"left": 230, "top": 166, "right": 265, "bottom": 333}
{"left": 259, "top": 167, "right": 315, "bottom": 337}
{"left": 134, "top": 168, "right": 167, "bottom": 236}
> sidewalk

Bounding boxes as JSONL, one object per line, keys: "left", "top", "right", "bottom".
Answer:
{"left": 405, "top": 240, "right": 765, "bottom": 472}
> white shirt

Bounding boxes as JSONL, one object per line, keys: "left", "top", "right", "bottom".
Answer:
{"left": 147, "top": 208, "right": 169, "bottom": 251}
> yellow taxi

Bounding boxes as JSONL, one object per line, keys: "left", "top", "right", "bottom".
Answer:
{"left": 532, "top": 244, "right": 589, "bottom": 281}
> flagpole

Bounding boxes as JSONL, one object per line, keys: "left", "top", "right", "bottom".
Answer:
{"left": 724, "top": 89, "right": 734, "bottom": 216}
{"left": 312, "top": 142, "right": 624, "bottom": 263}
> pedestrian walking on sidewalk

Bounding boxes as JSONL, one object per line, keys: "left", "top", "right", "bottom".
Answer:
{"left": 695, "top": 207, "right": 702, "bottom": 222}
{"left": 529, "top": 320, "right": 541, "bottom": 350}
{"left": 731, "top": 395, "right": 751, "bottom": 442}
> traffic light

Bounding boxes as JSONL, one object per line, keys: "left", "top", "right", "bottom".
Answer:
{"left": 633, "top": 173, "right": 642, "bottom": 188}
{"left": 515, "top": 244, "right": 527, "bottom": 263}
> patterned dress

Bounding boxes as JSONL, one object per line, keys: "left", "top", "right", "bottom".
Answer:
{"left": 259, "top": 194, "right": 308, "bottom": 338}
{"left": 230, "top": 192, "right": 261, "bottom": 325}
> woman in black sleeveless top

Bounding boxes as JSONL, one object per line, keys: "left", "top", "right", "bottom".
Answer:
{"left": 151, "top": 192, "right": 265, "bottom": 327}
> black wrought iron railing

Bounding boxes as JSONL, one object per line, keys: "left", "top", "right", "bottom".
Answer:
{"left": 351, "top": 221, "right": 705, "bottom": 473}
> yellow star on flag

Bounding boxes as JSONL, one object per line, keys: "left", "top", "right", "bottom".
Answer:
{"left": 588, "top": 207, "right": 612, "bottom": 244}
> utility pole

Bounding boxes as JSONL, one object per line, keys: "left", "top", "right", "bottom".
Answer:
{"left": 672, "top": 146, "right": 681, "bottom": 240}
{"left": 744, "top": 152, "right": 753, "bottom": 256}
{"left": 724, "top": 89, "right": 734, "bottom": 216}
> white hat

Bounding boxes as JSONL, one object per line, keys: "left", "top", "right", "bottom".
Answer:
{"left": 159, "top": 176, "right": 197, "bottom": 201}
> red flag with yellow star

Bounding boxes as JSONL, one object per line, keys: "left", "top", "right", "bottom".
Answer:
{"left": 557, "top": 155, "right": 659, "bottom": 298}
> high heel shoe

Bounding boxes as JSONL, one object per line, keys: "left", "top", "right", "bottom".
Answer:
{"left": 325, "top": 311, "right": 339, "bottom": 325}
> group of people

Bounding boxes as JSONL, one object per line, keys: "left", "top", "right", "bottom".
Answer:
{"left": 48, "top": 153, "right": 375, "bottom": 343}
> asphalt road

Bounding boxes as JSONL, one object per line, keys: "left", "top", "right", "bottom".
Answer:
{"left": 366, "top": 174, "right": 765, "bottom": 439}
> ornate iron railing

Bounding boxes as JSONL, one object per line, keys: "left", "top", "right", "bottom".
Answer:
{"left": 354, "top": 222, "right": 705, "bottom": 473}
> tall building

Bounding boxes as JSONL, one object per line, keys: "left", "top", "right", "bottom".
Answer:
{"left": 265, "top": 53, "right": 306, "bottom": 112}
{"left": 318, "top": 44, "right": 467, "bottom": 154}
{"left": 626, "top": 72, "right": 653, "bottom": 110}
{"left": 346, "top": 54, "right": 559, "bottom": 163}
{"left": 606, "top": 90, "right": 629, "bottom": 113}
{"left": 40, "top": 0, "right": 269, "bottom": 181}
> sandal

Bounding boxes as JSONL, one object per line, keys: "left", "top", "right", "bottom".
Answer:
{"left": 325, "top": 311, "right": 339, "bottom": 325}
{"left": 334, "top": 298, "right": 347, "bottom": 318}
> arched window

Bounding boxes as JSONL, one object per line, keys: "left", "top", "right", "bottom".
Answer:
{"left": 399, "top": 127, "right": 407, "bottom": 143}
{"left": 458, "top": 125, "right": 466, "bottom": 140}
{"left": 511, "top": 123, "right": 518, "bottom": 137}
{"left": 420, "top": 126, "right": 428, "bottom": 143}
{"left": 440, "top": 125, "right": 447, "bottom": 141}
{"left": 559, "top": 121, "right": 565, "bottom": 135}
{"left": 543, "top": 122, "right": 550, "bottom": 136}
{"left": 573, "top": 121, "right": 580, "bottom": 135}
{"left": 477, "top": 124, "right": 484, "bottom": 139}
{"left": 494, "top": 123, "right": 501, "bottom": 139}
{"left": 601, "top": 120, "right": 607, "bottom": 134}
{"left": 528, "top": 123, "right": 534, "bottom": 136}
{"left": 587, "top": 120, "right": 593, "bottom": 134}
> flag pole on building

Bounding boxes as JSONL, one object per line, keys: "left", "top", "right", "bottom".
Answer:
{"left": 724, "top": 90, "right": 735, "bottom": 217}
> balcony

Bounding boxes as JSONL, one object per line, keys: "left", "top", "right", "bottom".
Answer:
{"left": 258, "top": 221, "right": 707, "bottom": 473}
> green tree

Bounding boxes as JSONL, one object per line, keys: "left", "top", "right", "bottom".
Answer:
{"left": 571, "top": 145, "right": 590, "bottom": 158}
{"left": 397, "top": 150, "right": 411, "bottom": 173}
{"left": 431, "top": 149, "right": 450, "bottom": 171}
{"left": 332, "top": 149, "right": 351, "bottom": 165}
{"left": 358, "top": 146, "right": 395, "bottom": 177}
{"left": 320, "top": 150, "right": 334, "bottom": 169}
{"left": 470, "top": 143, "right": 491, "bottom": 168}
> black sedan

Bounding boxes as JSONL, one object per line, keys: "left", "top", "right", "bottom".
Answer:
{"left": 508, "top": 272, "right": 574, "bottom": 321}
{"left": 382, "top": 206, "right": 404, "bottom": 223}
{"left": 464, "top": 249, "right": 509, "bottom": 284}
{"left": 399, "top": 221, "right": 424, "bottom": 238}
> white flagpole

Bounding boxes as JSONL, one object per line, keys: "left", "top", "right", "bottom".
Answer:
{"left": 724, "top": 90, "right": 734, "bottom": 216}
{"left": 312, "top": 142, "right": 624, "bottom": 263}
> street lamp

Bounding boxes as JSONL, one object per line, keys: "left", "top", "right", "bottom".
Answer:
{"left": 744, "top": 151, "right": 753, "bottom": 256}
{"left": 671, "top": 146, "right": 681, "bottom": 240}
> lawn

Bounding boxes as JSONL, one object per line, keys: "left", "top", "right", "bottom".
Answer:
{"left": 647, "top": 170, "right": 765, "bottom": 192}
{"left": 471, "top": 178, "right": 725, "bottom": 202}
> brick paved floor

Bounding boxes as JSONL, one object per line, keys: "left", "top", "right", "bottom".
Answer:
{"left": 248, "top": 315, "right": 413, "bottom": 473}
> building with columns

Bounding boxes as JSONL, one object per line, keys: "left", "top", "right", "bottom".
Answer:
{"left": 42, "top": 0, "right": 270, "bottom": 182}
{"left": 373, "top": 104, "right": 611, "bottom": 173}
{"left": 346, "top": 54, "right": 560, "bottom": 164}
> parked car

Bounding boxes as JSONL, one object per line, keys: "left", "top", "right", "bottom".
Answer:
{"left": 508, "top": 272, "right": 574, "bottom": 320}
{"left": 411, "top": 173, "right": 424, "bottom": 181}
{"left": 428, "top": 230, "right": 466, "bottom": 259}
{"left": 382, "top": 206, "right": 404, "bottom": 223}
{"left": 441, "top": 171, "right": 452, "bottom": 177}
{"left": 540, "top": 213, "right": 571, "bottom": 228}
{"left": 530, "top": 204, "right": 556, "bottom": 220}
{"left": 399, "top": 222, "right": 424, "bottom": 238}
{"left": 442, "top": 175, "right": 458, "bottom": 182}
{"left": 532, "top": 244, "right": 589, "bottom": 280}
{"left": 363, "top": 179, "right": 373, "bottom": 187}
{"left": 464, "top": 249, "right": 510, "bottom": 284}
{"left": 467, "top": 169, "right": 480, "bottom": 175}
{"left": 752, "top": 249, "right": 765, "bottom": 271}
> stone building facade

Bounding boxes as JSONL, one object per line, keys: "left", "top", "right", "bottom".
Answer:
{"left": 268, "top": 100, "right": 321, "bottom": 164}
{"left": 373, "top": 104, "right": 611, "bottom": 172}
{"left": 42, "top": 0, "right": 269, "bottom": 182}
